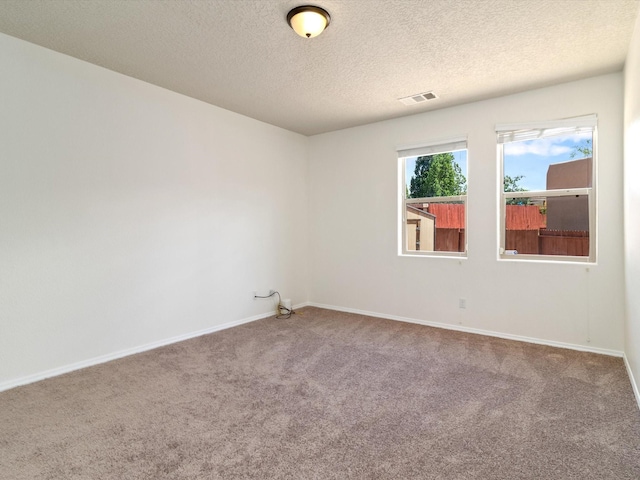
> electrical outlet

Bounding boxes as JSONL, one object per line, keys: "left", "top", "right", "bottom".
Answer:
{"left": 459, "top": 298, "right": 466, "bottom": 309}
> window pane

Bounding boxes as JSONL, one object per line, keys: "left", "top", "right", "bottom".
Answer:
{"left": 405, "top": 150, "right": 467, "bottom": 199}
{"left": 503, "top": 132, "right": 592, "bottom": 192}
{"left": 406, "top": 202, "right": 465, "bottom": 253}
{"left": 504, "top": 195, "right": 589, "bottom": 257}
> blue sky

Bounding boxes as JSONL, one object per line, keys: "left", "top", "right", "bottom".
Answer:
{"left": 404, "top": 133, "right": 591, "bottom": 194}
{"left": 503, "top": 132, "right": 592, "bottom": 191}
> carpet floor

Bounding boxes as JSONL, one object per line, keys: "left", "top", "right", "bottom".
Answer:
{"left": 1, "top": 307, "right": 639, "bottom": 479}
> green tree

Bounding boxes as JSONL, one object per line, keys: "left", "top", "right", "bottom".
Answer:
{"left": 569, "top": 139, "right": 592, "bottom": 159}
{"left": 408, "top": 153, "right": 466, "bottom": 198}
{"left": 504, "top": 174, "right": 529, "bottom": 205}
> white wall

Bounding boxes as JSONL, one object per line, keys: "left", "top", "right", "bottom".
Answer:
{"left": 0, "top": 33, "right": 309, "bottom": 388}
{"left": 308, "top": 74, "right": 625, "bottom": 353}
{"left": 0, "top": 29, "right": 631, "bottom": 391}
{"left": 624, "top": 13, "right": 640, "bottom": 400}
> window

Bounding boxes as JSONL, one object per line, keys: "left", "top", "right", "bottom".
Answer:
{"left": 398, "top": 138, "right": 468, "bottom": 256}
{"left": 497, "top": 115, "right": 596, "bottom": 262}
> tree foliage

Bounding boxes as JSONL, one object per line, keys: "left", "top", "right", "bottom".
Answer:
{"left": 504, "top": 174, "right": 526, "bottom": 193}
{"left": 504, "top": 174, "right": 529, "bottom": 205}
{"left": 408, "top": 153, "right": 466, "bottom": 198}
{"left": 569, "top": 138, "right": 592, "bottom": 159}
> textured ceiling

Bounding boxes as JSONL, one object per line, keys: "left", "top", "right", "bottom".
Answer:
{"left": 0, "top": 0, "right": 638, "bottom": 136}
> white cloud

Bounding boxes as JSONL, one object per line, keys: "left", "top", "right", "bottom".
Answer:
{"left": 504, "top": 134, "right": 588, "bottom": 157}
{"left": 561, "top": 132, "right": 592, "bottom": 143}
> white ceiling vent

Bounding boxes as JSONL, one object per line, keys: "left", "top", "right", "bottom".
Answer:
{"left": 399, "top": 91, "right": 438, "bottom": 106}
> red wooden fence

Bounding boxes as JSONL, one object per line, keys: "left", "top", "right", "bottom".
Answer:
{"left": 539, "top": 229, "right": 589, "bottom": 256}
{"left": 414, "top": 204, "right": 587, "bottom": 255}
{"left": 506, "top": 229, "right": 589, "bottom": 256}
{"left": 435, "top": 228, "right": 465, "bottom": 252}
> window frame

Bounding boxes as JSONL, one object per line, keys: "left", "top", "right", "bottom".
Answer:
{"left": 497, "top": 115, "right": 597, "bottom": 263}
{"left": 398, "top": 138, "right": 468, "bottom": 257}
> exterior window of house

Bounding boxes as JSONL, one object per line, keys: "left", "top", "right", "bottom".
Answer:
{"left": 398, "top": 138, "right": 467, "bottom": 256}
{"left": 496, "top": 115, "right": 596, "bottom": 262}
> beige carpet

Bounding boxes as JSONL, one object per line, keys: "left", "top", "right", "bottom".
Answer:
{"left": 1, "top": 307, "right": 639, "bottom": 479}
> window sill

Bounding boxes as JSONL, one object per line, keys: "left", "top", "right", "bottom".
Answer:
{"left": 498, "top": 254, "right": 596, "bottom": 265}
{"left": 400, "top": 252, "right": 467, "bottom": 259}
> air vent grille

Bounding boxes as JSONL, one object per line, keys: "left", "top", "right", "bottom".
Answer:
{"left": 399, "top": 91, "right": 438, "bottom": 105}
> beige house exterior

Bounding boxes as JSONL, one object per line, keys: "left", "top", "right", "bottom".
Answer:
{"left": 406, "top": 205, "right": 435, "bottom": 251}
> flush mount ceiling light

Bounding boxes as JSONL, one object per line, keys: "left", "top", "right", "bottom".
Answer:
{"left": 287, "top": 5, "right": 331, "bottom": 38}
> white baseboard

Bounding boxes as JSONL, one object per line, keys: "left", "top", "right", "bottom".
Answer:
{"left": 0, "top": 306, "right": 306, "bottom": 393}
{"left": 307, "top": 302, "right": 624, "bottom": 358}
{"left": 623, "top": 354, "right": 640, "bottom": 412}
{"left": 1, "top": 302, "right": 625, "bottom": 394}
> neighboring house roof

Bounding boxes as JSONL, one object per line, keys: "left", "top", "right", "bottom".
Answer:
{"left": 407, "top": 205, "right": 436, "bottom": 220}
{"left": 505, "top": 205, "right": 546, "bottom": 230}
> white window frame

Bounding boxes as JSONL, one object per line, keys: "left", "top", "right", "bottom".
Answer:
{"left": 496, "top": 115, "right": 597, "bottom": 263}
{"left": 397, "top": 137, "right": 468, "bottom": 257}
